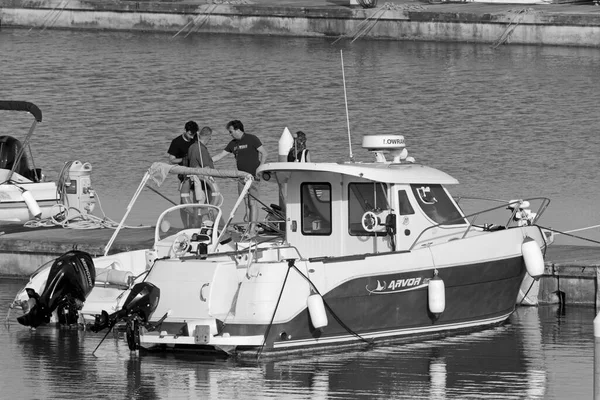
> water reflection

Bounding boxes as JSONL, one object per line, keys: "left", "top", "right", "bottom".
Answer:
{"left": 0, "top": 274, "right": 593, "bottom": 400}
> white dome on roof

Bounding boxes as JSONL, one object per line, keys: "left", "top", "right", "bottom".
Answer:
{"left": 362, "top": 135, "right": 410, "bottom": 163}
{"left": 362, "top": 135, "right": 405, "bottom": 150}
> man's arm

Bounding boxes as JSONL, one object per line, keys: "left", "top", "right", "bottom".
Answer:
{"left": 212, "top": 150, "right": 230, "bottom": 163}
{"left": 168, "top": 153, "right": 183, "bottom": 165}
{"left": 256, "top": 145, "right": 268, "bottom": 178}
{"left": 257, "top": 145, "right": 268, "bottom": 165}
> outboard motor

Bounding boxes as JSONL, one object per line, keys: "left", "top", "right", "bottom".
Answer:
{"left": 17, "top": 250, "right": 96, "bottom": 328}
{"left": 90, "top": 282, "right": 161, "bottom": 351}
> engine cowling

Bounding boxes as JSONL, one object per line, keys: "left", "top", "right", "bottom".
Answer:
{"left": 17, "top": 250, "right": 95, "bottom": 328}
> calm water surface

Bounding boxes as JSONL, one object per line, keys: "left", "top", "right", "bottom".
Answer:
{"left": 0, "top": 278, "right": 594, "bottom": 399}
{"left": 1, "top": 28, "right": 599, "bottom": 399}
{"left": 1, "top": 28, "right": 600, "bottom": 243}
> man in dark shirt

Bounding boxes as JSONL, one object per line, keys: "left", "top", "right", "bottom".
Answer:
{"left": 167, "top": 120, "right": 198, "bottom": 226}
{"left": 213, "top": 120, "right": 268, "bottom": 235}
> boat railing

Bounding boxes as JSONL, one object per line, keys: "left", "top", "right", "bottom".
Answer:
{"left": 408, "top": 197, "right": 551, "bottom": 251}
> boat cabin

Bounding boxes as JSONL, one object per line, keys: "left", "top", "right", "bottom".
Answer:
{"left": 259, "top": 135, "right": 469, "bottom": 259}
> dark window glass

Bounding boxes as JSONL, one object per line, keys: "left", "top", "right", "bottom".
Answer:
{"left": 397, "top": 190, "right": 415, "bottom": 216}
{"left": 301, "top": 183, "right": 332, "bottom": 235}
{"left": 348, "top": 182, "right": 389, "bottom": 236}
{"left": 411, "top": 184, "right": 465, "bottom": 225}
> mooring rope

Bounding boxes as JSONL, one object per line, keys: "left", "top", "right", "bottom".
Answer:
{"left": 492, "top": 8, "right": 534, "bottom": 48}
{"left": 332, "top": 2, "right": 426, "bottom": 45}
{"left": 172, "top": 4, "right": 218, "bottom": 38}
{"left": 288, "top": 261, "right": 373, "bottom": 346}
{"left": 538, "top": 225, "right": 600, "bottom": 246}
{"left": 185, "top": 5, "right": 219, "bottom": 38}
{"left": 257, "top": 260, "right": 293, "bottom": 360}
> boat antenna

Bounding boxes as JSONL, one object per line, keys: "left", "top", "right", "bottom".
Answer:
{"left": 340, "top": 50, "right": 354, "bottom": 161}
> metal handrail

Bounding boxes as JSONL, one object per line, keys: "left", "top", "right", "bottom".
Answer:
{"left": 408, "top": 197, "right": 551, "bottom": 251}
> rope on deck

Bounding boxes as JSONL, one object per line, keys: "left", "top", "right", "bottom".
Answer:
{"left": 23, "top": 191, "right": 149, "bottom": 230}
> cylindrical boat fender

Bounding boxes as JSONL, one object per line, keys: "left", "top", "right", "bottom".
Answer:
{"left": 307, "top": 293, "right": 328, "bottom": 330}
{"left": 522, "top": 236, "right": 544, "bottom": 279}
{"left": 428, "top": 273, "right": 445, "bottom": 316}
{"left": 95, "top": 267, "right": 133, "bottom": 287}
{"left": 21, "top": 189, "right": 42, "bottom": 219}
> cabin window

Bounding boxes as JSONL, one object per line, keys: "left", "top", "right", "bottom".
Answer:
{"left": 301, "top": 183, "right": 332, "bottom": 235}
{"left": 411, "top": 184, "right": 466, "bottom": 225}
{"left": 397, "top": 190, "right": 415, "bottom": 215}
{"left": 348, "top": 182, "right": 389, "bottom": 236}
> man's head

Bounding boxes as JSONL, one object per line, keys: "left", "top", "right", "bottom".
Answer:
{"left": 295, "top": 131, "right": 306, "bottom": 146}
{"left": 184, "top": 121, "right": 199, "bottom": 141}
{"left": 226, "top": 120, "right": 245, "bottom": 140}
{"left": 198, "top": 126, "right": 212, "bottom": 144}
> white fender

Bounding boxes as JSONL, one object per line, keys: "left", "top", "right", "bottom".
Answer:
{"left": 522, "top": 236, "right": 544, "bottom": 279}
{"left": 428, "top": 275, "right": 445, "bottom": 315}
{"left": 95, "top": 267, "right": 133, "bottom": 287}
{"left": 307, "top": 293, "right": 328, "bottom": 329}
{"left": 21, "top": 189, "right": 42, "bottom": 219}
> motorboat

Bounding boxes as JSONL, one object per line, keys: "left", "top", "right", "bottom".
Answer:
{"left": 0, "top": 101, "right": 96, "bottom": 224}
{"left": 80, "top": 134, "right": 550, "bottom": 358}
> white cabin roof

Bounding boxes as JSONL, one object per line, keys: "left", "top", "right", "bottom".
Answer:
{"left": 258, "top": 162, "right": 459, "bottom": 185}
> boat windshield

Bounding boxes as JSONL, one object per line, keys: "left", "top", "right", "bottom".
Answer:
{"left": 157, "top": 204, "right": 222, "bottom": 242}
{"left": 0, "top": 136, "right": 29, "bottom": 175}
{"left": 411, "top": 184, "right": 466, "bottom": 226}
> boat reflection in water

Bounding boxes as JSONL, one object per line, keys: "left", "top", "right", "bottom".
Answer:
{"left": 5, "top": 272, "right": 591, "bottom": 400}
{"left": 117, "top": 311, "right": 547, "bottom": 399}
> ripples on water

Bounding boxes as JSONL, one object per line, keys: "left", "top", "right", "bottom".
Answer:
{"left": 0, "top": 279, "right": 593, "bottom": 399}
{"left": 2, "top": 28, "right": 600, "bottom": 242}
{"left": 0, "top": 31, "right": 598, "bottom": 396}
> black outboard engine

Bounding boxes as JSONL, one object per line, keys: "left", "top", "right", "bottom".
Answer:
{"left": 17, "top": 250, "right": 96, "bottom": 328}
{"left": 90, "top": 282, "right": 160, "bottom": 351}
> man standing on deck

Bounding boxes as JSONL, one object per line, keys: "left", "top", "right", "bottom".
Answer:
{"left": 167, "top": 120, "right": 198, "bottom": 226}
{"left": 186, "top": 126, "right": 214, "bottom": 204}
{"left": 212, "top": 120, "right": 267, "bottom": 236}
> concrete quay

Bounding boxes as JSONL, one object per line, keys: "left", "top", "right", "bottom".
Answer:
{"left": 1, "top": 0, "right": 600, "bottom": 47}
{"left": 541, "top": 244, "right": 600, "bottom": 307}
{"left": 0, "top": 225, "right": 154, "bottom": 276}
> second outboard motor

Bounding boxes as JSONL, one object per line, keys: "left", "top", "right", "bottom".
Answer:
{"left": 90, "top": 282, "right": 160, "bottom": 333}
{"left": 17, "top": 250, "right": 96, "bottom": 328}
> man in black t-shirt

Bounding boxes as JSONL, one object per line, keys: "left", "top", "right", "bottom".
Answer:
{"left": 167, "top": 121, "right": 198, "bottom": 226}
{"left": 213, "top": 120, "right": 268, "bottom": 236}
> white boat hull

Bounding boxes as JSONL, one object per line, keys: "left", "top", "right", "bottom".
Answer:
{"left": 136, "top": 226, "right": 546, "bottom": 357}
{"left": 0, "top": 181, "right": 59, "bottom": 223}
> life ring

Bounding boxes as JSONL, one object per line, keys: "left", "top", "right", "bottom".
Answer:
{"left": 190, "top": 176, "right": 223, "bottom": 207}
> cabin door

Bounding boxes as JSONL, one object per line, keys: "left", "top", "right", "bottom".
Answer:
{"left": 393, "top": 187, "right": 429, "bottom": 251}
